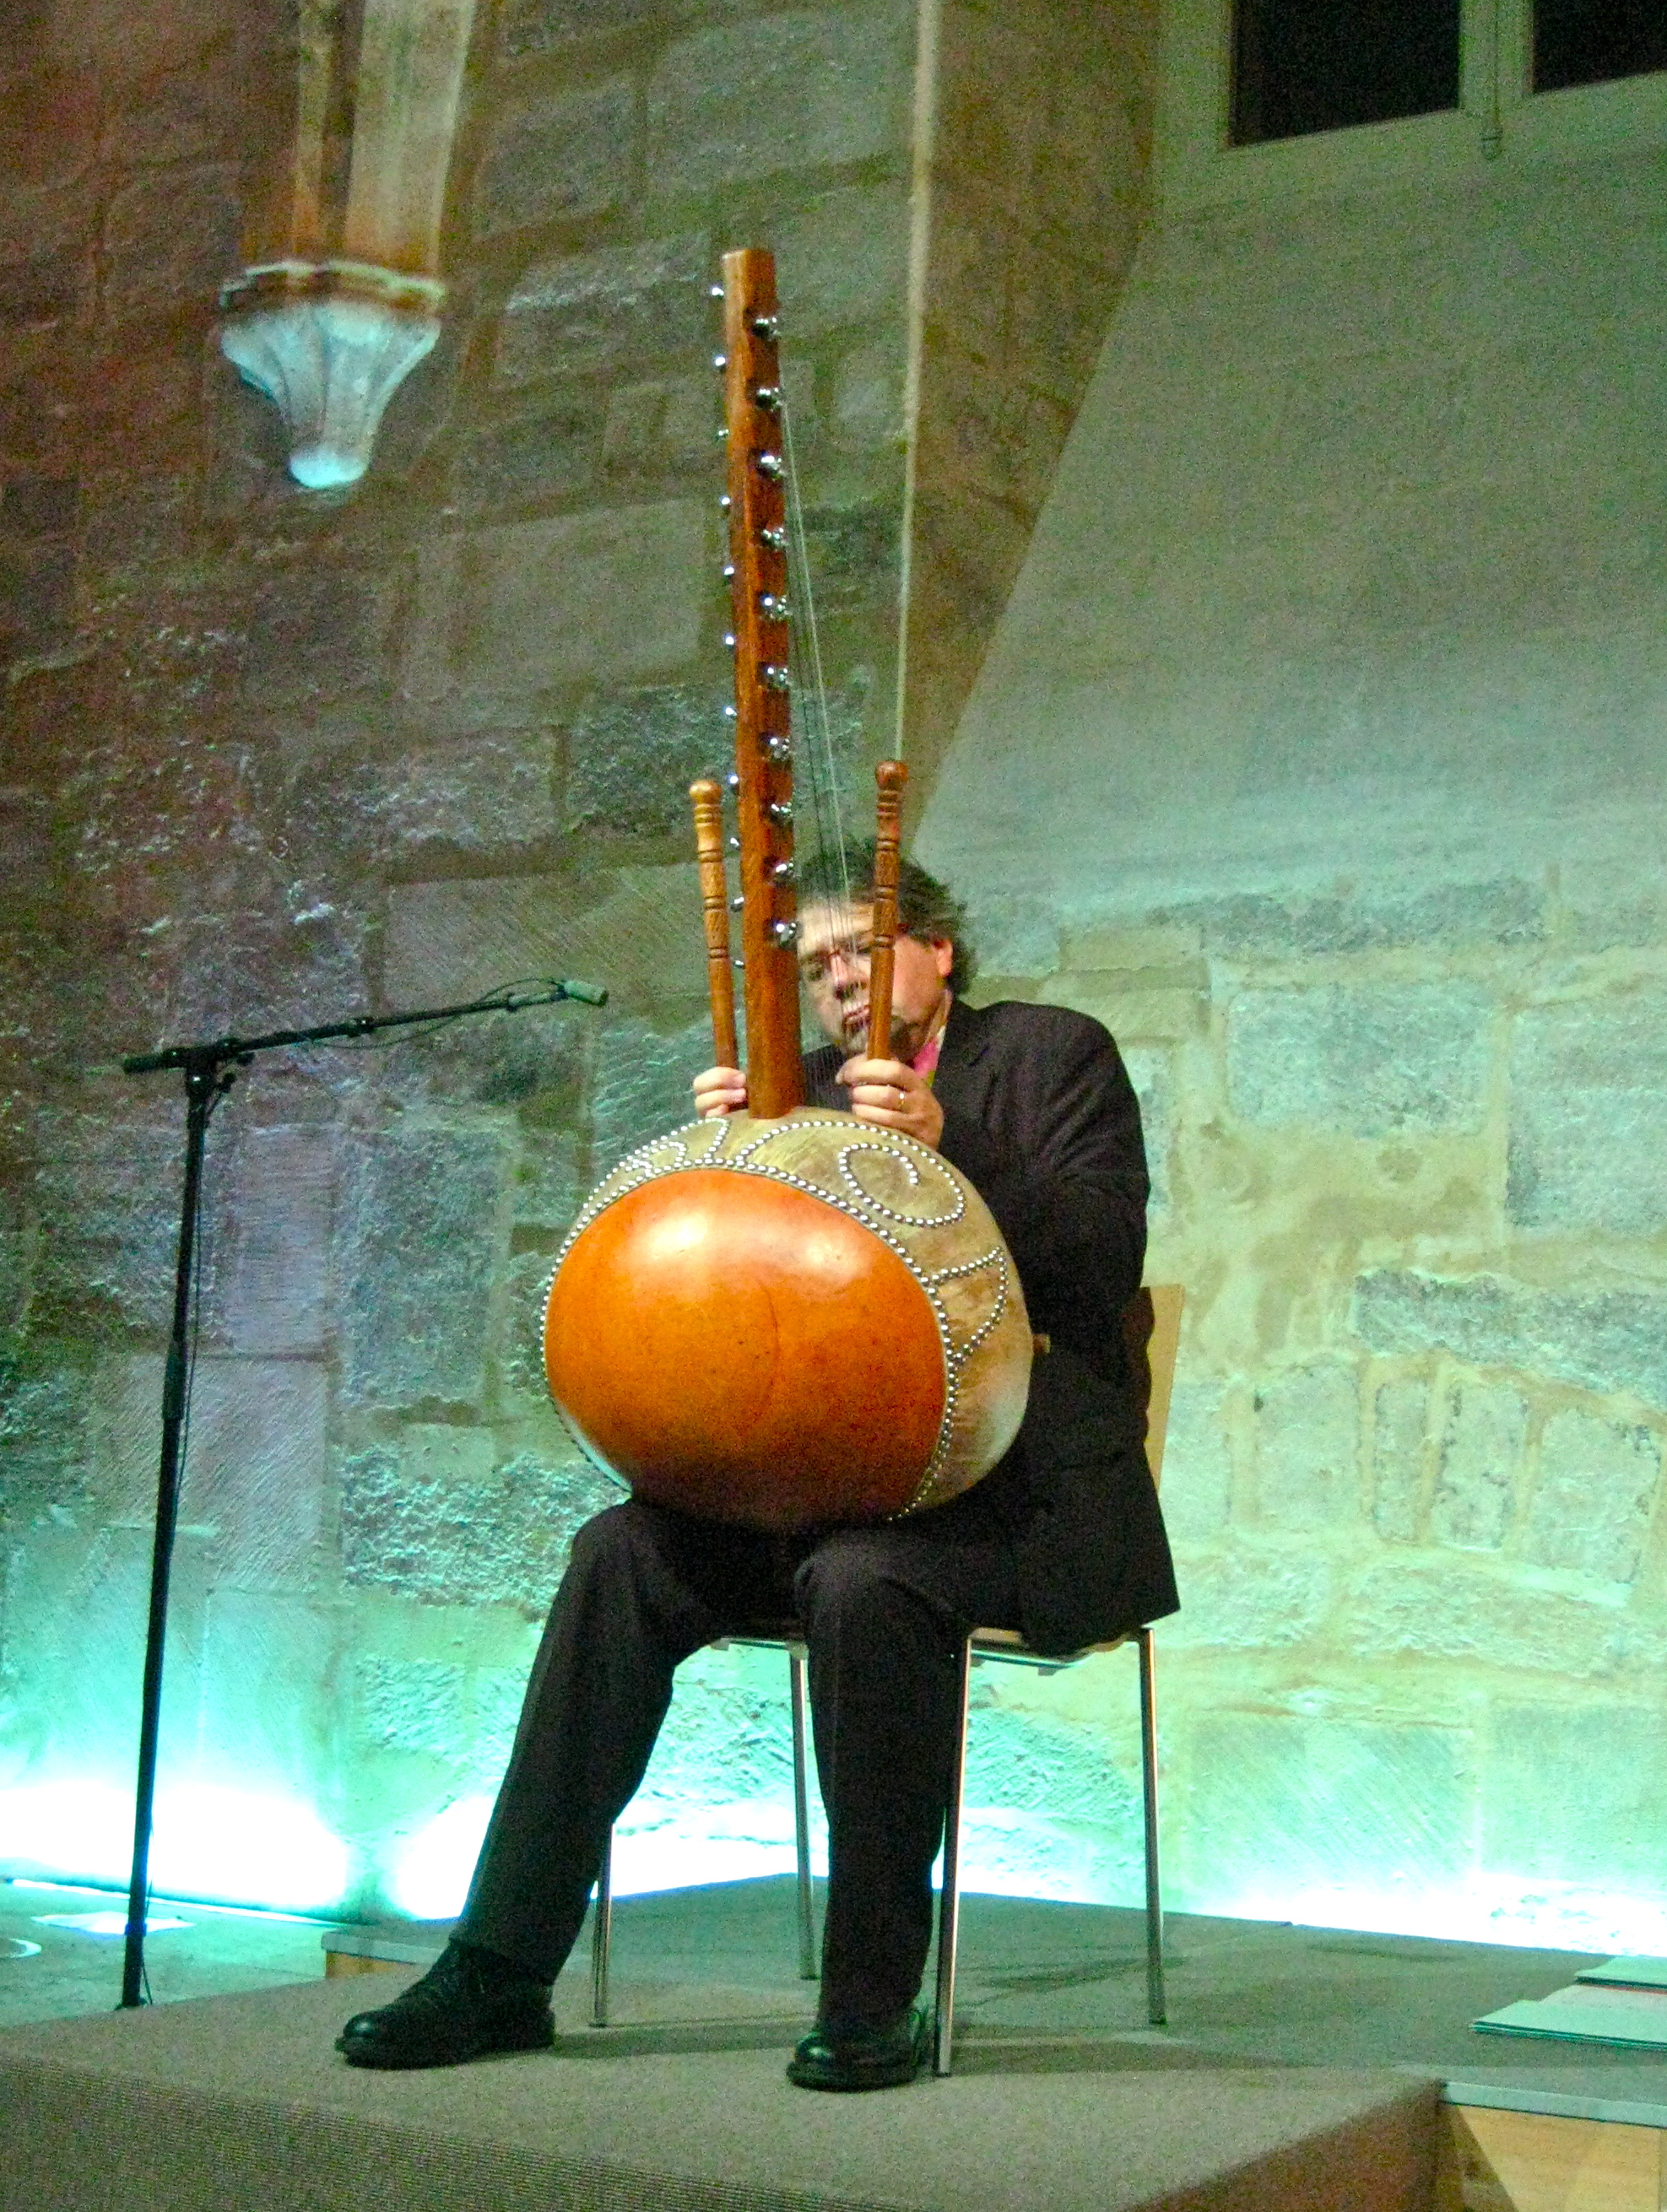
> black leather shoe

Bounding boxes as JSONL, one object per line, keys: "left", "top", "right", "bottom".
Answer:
{"left": 786, "top": 2005, "right": 932, "bottom": 2090}
{"left": 336, "top": 1939, "right": 555, "bottom": 2069}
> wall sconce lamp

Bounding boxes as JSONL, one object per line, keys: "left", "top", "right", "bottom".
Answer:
{"left": 219, "top": 0, "right": 478, "bottom": 490}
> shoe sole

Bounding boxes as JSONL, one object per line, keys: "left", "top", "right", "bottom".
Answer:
{"left": 786, "top": 2054, "right": 924, "bottom": 2090}
{"left": 786, "top": 2020, "right": 933, "bottom": 2092}
{"left": 336, "top": 2020, "right": 555, "bottom": 2070}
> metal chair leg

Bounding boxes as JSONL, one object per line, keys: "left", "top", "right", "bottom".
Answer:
{"left": 1137, "top": 1626, "right": 1166, "bottom": 2025}
{"left": 933, "top": 1637, "right": 973, "bottom": 2077}
{"left": 788, "top": 1647, "right": 818, "bottom": 1978}
{"left": 590, "top": 1831, "right": 614, "bottom": 2027}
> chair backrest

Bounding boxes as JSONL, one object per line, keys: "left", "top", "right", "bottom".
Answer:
{"left": 1118, "top": 1284, "right": 1185, "bottom": 1487}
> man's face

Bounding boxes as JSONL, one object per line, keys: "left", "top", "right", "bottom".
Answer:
{"left": 796, "top": 900, "right": 955, "bottom": 1057}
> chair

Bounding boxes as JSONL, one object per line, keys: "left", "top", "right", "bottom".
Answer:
{"left": 588, "top": 1284, "right": 1185, "bottom": 2079}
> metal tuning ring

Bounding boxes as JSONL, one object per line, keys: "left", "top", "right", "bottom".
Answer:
{"left": 752, "top": 385, "right": 782, "bottom": 413}
{"left": 770, "top": 919, "right": 798, "bottom": 948}
{"left": 766, "top": 800, "right": 793, "bottom": 824}
{"left": 750, "top": 314, "right": 780, "bottom": 342}
{"left": 759, "top": 594, "right": 791, "bottom": 621}
{"left": 755, "top": 452, "right": 783, "bottom": 481}
{"left": 765, "top": 733, "right": 792, "bottom": 763}
{"left": 760, "top": 526, "right": 787, "bottom": 550}
{"left": 761, "top": 665, "right": 791, "bottom": 692}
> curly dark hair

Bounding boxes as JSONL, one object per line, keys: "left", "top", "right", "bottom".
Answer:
{"left": 795, "top": 841, "right": 977, "bottom": 996}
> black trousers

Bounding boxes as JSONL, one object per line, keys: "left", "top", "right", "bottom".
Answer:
{"left": 457, "top": 1474, "right": 1024, "bottom": 2026}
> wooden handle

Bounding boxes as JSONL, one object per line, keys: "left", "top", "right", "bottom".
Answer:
{"left": 690, "top": 778, "right": 739, "bottom": 1071}
{"left": 721, "top": 246, "right": 802, "bottom": 1119}
{"left": 866, "top": 759, "right": 907, "bottom": 1059}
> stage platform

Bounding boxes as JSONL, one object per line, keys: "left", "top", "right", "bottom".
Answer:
{"left": 3, "top": 1882, "right": 1667, "bottom": 2210}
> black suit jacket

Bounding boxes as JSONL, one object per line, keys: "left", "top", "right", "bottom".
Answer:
{"left": 803, "top": 998, "right": 1179, "bottom": 1654}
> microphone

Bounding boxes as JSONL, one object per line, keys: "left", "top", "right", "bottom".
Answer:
{"left": 553, "top": 978, "right": 608, "bottom": 1006}
{"left": 503, "top": 978, "right": 608, "bottom": 1009}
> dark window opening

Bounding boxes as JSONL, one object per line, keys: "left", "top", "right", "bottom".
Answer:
{"left": 1231, "top": 0, "right": 1463, "bottom": 145}
{"left": 1534, "top": 0, "right": 1667, "bottom": 92}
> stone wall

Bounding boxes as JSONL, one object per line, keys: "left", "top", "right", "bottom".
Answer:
{"left": 0, "top": 0, "right": 1095, "bottom": 1918}
{"left": 922, "top": 143, "right": 1667, "bottom": 1946}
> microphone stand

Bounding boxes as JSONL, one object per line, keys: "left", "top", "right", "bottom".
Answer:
{"left": 115, "top": 979, "right": 607, "bottom": 2009}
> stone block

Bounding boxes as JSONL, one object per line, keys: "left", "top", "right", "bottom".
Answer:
{"left": 592, "top": 1014, "right": 717, "bottom": 1173}
{"left": 195, "top": 1589, "right": 333, "bottom": 1792}
{"left": 243, "top": 565, "right": 391, "bottom": 706}
{"left": 961, "top": 1703, "right": 1138, "bottom": 1828}
{"left": 1563, "top": 888, "right": 1667, "bottom": 955}
{"left": 601, "top": 376, "right": 718, "bottom": 480}
{"left": 453, "top": 400, "right": 605, "bottom": 512}
{"left": 1352, "top": 1268, "right": 1667, "bottom": 1414}
{"left": 1482, "top": 1705, "right": 1667, "bottom": 1890}
{"left": 501, "top": 0, "right": 663, "bottom": 53}
{"left": 213, "top": 1126, "right": 335, "bottom": 1356}
{"left": 1370, "top": 1377, "right": 1428, "bottom": 1542}
{"left": 177, "top": 1357, "right": 328, "bottom": 1588}
{"left": 84, "top": 1353, "right": 168, "bottom": 1519}
{"left": 1160, "top": 1545, "right": 1334, "bottom": 1649}
{"left": 1251, "top": 1363, "right": 1360, "bottom": 1532}
{"left": 338, "top": 1127, "right": 512, "bottom": 1407}
{"left": 2, "top": 1519, "right": 209, "bottom": 1796}
{"left": 795, "top": 501, "right": 901, "bottom": 613}
{"left": 0, "top": 1349, "right": 90, "bottom": 1524}
{"left": 355, "top": 1653, "right": 468, "bottom": 1759}
{"left": 0, "top": 539, "right": 73, "bottom": 652}
{"left": 770, "top": 187, "right": 912, "bottom": 339}
{"left": 831, "top": 343, "right": 903, "bottom": 446}
{"left": 636, "top": 1673, "right": 796, "bottom": 1809}
{"left": 0, "top": 473, "right": 75, "bottom": 537}
{"left": 474, "top": 78, "right": 636, "bottom": 236}
{"left": 382, "top": 1004, "right": 589, "bottom": 1118}
{"left": 1153, "top": 879, "right": 1545, "bottom": 958}
{"left": 383, "top": 865, "right": 706, "bottom": 1022}
{"left": 506, "top": 1132, "right": 583, "bottom": 1238}
{"left": 1522, "top": 1407, "right": 1660, "bottom": 1584}
{"left": 102, "top": 165, "right": 239, "bottom": 319}
{"left": 469, "top": 1663, "right": 536, "bottom": 1777}
{"left": 34, "top": 1106, "right": 187, "bottom": 1333}
{"left": 1430, "top": 1379, "right": 1527, "bottom": 1552}
{"left": 566, "top": 686, "right": 730, "bottom": 835}
{"left": 283, "top": 730, "right": 558, "bottom": 868}
{"left": 1186, "top": 1712, "right": 1467, "bottom": 1906}
{"left": 498, "top": 234, "right": 712, "bottom": 387}
{"left": 1119, "top": 1045, "right": 1171, "bottom": 1215}
{"left": 1508, "top": 992, "right": 1667, "bottom": 1238}
{"left": 967, "top": 889, "right": 1060, "bottom": 982}
{"left": 1226, "top": 984, "right": 1491, "bottom": 1138}
{"left": 1156, "top": 1376, "right": 1231, "bottom": 1539}
{"left": 340, "top": 1431, "right": 620, "bottom": 1609}
{"left": 82, "top": 472, "right": 192, "bottom": 576}
{"left": 1042, "top": 965, "right": 1210, "bottom": 1045}
{"left": 496, "top": 1247, "right": 562, "bottom": 1409}
{"left": 411, "top": 503, "right": 705, "bottom": 695}
{"left": 646, "top": 8, "right": 911, "bottom": 192}
{"left": 100, "top": 72, "right": 225, "bottom": 167}
{"left": 1345, "top": 1560, "right": 1617, "bottom": 1676}
{"left": 0, "top": 248, "right": 79, "bottom": 332}
{"left": 0, "top": 787, "right": 51, "bottom": 895}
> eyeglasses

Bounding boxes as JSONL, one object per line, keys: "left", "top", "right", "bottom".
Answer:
{"left": 797, "top": 936, "right": 875, "bottom": 991}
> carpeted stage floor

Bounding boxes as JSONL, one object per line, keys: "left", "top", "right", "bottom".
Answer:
{"left": 3, "top": 1881, "right": 1665, "bottom": 2210}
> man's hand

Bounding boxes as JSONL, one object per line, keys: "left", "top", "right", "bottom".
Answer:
{"left": 693, "top": 1065, "right": 748, "bottom": 1118}
{"left": 838, "top": 1056, "right": 944, "bottom": 1149}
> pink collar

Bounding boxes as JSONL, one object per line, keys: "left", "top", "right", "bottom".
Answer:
{"left": 911, "top": 1005, "right": 950, "bottom": 1080}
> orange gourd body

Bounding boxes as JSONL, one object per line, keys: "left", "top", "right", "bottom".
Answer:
{"left": 543, "top": 1109, "right": 1032, "bottom": 1531}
